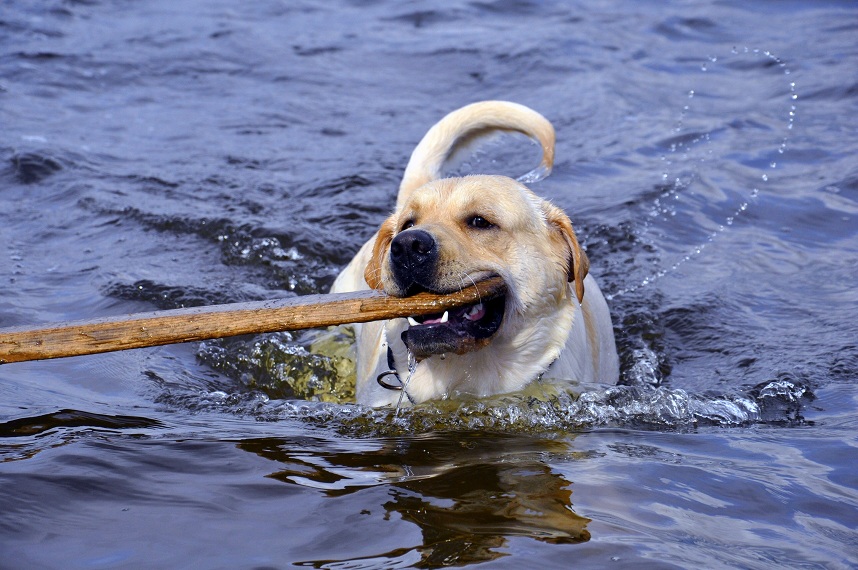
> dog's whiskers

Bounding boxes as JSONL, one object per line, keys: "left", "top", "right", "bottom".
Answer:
{"left": 461, "top": 272, "right": 483, "bottom": 306}
{"left": 365, "top": 265, "right": 382, "bottom": 283}
{"left": 456, "top": 274, "right": 468, "bottom": 295}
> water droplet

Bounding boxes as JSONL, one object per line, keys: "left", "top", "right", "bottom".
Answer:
{"left": 517, "top": 163, "right": 551, "bottom": 184}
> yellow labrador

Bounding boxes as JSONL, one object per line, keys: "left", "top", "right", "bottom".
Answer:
{"left": 332, "top": 101, "right": 618, "bottom": 407}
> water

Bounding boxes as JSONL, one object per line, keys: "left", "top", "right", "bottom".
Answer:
{"left": 2, "top": 0, "right": 857, "bottom": 567}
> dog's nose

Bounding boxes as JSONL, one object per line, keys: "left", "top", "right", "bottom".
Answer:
{"left": 391, "top": 229, "right": 434, "bottom": 260}
{"left": 390, "top": 229, "right": 437, "bottom": 288}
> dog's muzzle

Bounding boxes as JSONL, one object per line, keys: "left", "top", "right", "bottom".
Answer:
{"left": 400, "top": 294, "right": 506, "bottom": 359}
{"left": 388, "top": 228, "right": 507, "bottom": 359}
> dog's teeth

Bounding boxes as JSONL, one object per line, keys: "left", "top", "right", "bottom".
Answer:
{"left": 440, "top": 311, "right": 449, "bottom": 324}
{"left": 465, "top": 303, "right": 484, "bottom": 321}
{"left": 407, "top": 317, "right": 420, "bottom": 327}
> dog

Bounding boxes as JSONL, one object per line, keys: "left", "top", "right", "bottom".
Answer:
{"left": 331, "top": 101, "right": 618, "bottom": 407}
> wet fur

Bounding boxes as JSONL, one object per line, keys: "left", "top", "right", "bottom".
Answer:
{"left": 331, "top": 101, "right": 619, "bottom": 407}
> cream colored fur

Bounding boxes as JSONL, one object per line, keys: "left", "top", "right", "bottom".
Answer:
{"left": 331, "top": 101, "right": 619, "bottom": 407}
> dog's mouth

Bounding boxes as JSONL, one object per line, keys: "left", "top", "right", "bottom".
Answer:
{"left": 400, "top": 294, "right": 506, "bottom": 360}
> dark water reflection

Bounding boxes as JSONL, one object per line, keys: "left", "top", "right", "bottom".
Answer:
{"left": 2, "top": 0, "right": 858, "bottom": 567}
{"left": 241, "top": 432, "right": 590, "bottom": 566}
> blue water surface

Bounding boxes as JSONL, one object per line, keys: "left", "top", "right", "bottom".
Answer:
{"left": 1, "top": 1, "right": 857, "bottom": 568}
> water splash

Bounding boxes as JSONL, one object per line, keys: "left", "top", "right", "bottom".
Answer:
{"left": 197, "top": 328, "right": 356, "bottom": 403}
{"left": 159, "top": 378, "right": 814, "bottom": 437}
{"left": 394, "top": 350, "right": 418, "bottom": 415}
{"left": 608, "top": 47, "right": 797, "bottom": 300}
{"left": 442, "top": 130, "right": 550, "bottom": 183}
{"left": 517, "top": 162, "right": 552, "bottom": 184}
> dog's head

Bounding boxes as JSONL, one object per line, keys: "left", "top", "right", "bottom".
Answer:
{"left": 364, "top": 175, "right": 588, "bottom": 360}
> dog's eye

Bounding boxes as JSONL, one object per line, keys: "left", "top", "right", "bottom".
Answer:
{"left": 400, "top": 219, "right": 415, "bottom": 232}
{"left": 466, "top": 215, "right": 495, "bottom": 230}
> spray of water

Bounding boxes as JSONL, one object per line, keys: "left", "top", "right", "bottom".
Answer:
{"left": 394, "top": 350, "right": 418, "bottom": 415}
{"left": 607, "top": 47, "right": 798, "bottom": 300}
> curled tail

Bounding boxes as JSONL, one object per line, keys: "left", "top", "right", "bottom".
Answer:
{"left": 397, "top": 101, "right": 556, "bottom": 209}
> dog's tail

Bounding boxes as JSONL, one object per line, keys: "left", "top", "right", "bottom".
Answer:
{"left": 397, "top": 101, "right": 555, "bottom": 209}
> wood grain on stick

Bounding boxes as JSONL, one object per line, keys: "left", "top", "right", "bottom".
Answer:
{"left": 0, "top": 278, "right": 505, "bottom": 364}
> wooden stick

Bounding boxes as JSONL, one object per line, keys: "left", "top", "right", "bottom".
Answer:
{"left": 0, "top": 278, "right": 505, "bottom": 364}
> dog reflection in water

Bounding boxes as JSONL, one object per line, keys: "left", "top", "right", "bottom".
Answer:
{"left": 239, "top": 433, "right": 590, "bottom": 565}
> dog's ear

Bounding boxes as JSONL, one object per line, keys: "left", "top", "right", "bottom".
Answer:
{"left": 364, "top": 216, "right": 396, "bottom": 290}
{"left": 544, "top": 203, "right": 589, "bottom": 303}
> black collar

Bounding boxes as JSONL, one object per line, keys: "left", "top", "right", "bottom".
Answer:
{"left": 376, "top": 346, "right": 416, "bottom": 405}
